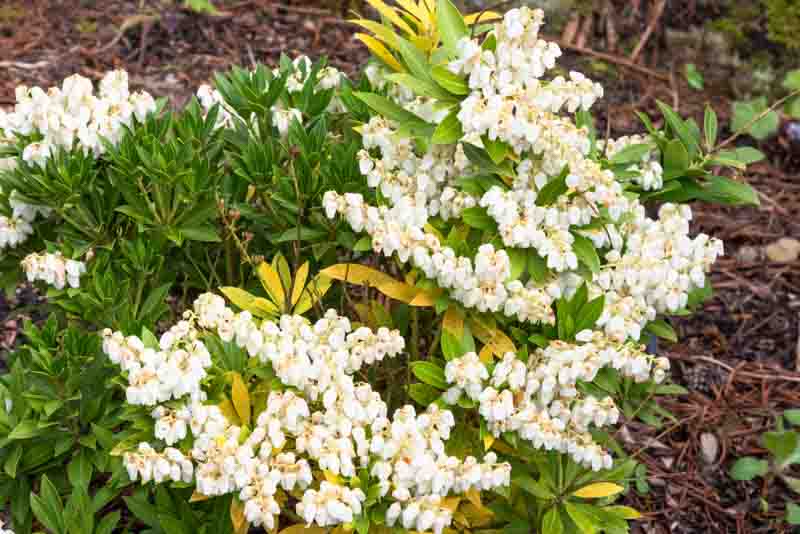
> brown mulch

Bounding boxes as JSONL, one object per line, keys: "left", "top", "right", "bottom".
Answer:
{"left": 2, "top": 1, "right": 800, "bottom": 533}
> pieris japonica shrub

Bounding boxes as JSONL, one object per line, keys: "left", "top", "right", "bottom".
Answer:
{"left": 0, "top": 1, "right": 764, "bottom": 534}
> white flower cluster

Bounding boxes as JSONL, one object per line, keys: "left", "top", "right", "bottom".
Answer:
{"left": 196, "top": 55, "right": 346, "bottom": 136}
{"left": 21, "top": 251, "right": 86, "bottom": 289}
{"left": 444, "top": 338, "right": 667, "bottom": 470}
{"left": 323, "top": 191, "right": 557, "bottom": 325}
{"left": 0, "top": 519, "right": 14, "bottom": 534}
{"left": 327, "top": 7, "right": 723, "bottom": 346}
{"left": 101, "top": 320, "right": 211, "bottom": 406}
{"left": 123, "top": 442, "right": 193, "bottom": 484}
{"left": 109, "top": 293, "right": 510, "bottom": 534}
{"left": 0, "top": 192, "right": 51, "bottom": 250}
{"left": 0, "top": 70, "right": 155, "bottom": 165}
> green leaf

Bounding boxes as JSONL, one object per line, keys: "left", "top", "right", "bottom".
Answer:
{"left": 704, "top": 105, "right": 718, "bottom": 150}
{"left": 684, "top": 63, "right": 704, "bottom": 90}
{"left": 431, "top": 65, "right": 469, "bottom": 95}
{"left": 513, "top": 473, "right": 553, "bottom": 499}
{"left": 663, "top": 139, "right": 690, "bottom": 179}
{"left": 8, "top": 419, "right": 41, "bottom": 440}
{"left": 96, "top": 511, "right": 121, "bottom": 534}
{"left": 536, "top": 170, "right": 569, "bottom": 206}
{"left": 564, "top": 502, "right": 598, "bottom": 534}
{"left": 180, "top": 225, "right": 221, "bottom": 242}
{"left": 432, "top": 108, "right": 464, "bottom": 144}
{"left": 397, "top": 36, "right": 432, "bottom": 81}
{"left": 410, "top": 361, "right": 448, "bottom": 389}
{"left": 354, "top": 92, "right": 433, "bottom": 135}
{"left": 30, "top": 475, "right": 64, "bottom": 534}
{"left": 571, "top": 233, "right": 600, "bottom": 273}
{"left": 461, "top": 206, "right": 498, "bottom": 231}
{"left": 483, "top": 135, "right": 510, "bottom": 164}
{"left": 729, "top": 456, "right": 769, "bottom": 481}
{"left": 139, "top": 283, "right": 171, "bottom": 320}
{"left": 644, "top": 319, "right": 678, "bottom": 343}
{"left": 575, "top": 295, "right": 604, "bottom": 333}
{"left": 385, "top": 73, "right": 453, "bottom": 101}
{"left": 731, "top": 98, "right": 780, "bottom": 140}
{"left": 3, "top": 444, "right": 22, "bottom": 478}
{"left": 437, "top": 0, "right": 468, "bottom": 57}
{"left": 788, "top": 503, "right": 800, "bottom": 525}
{"left": 732, "top": 146, "right": 765, "bottom": 165}
{"left": 785, "top": 409, "right": 800, "bottom": 426}
{"left": 783, "top": 69, "right": 800, "bottom": 91}
{"left": 702, "top": 176, "right": 760, "bottom": 206}
{"left": 609, "top": 143, "right": 652, "bottom": 165}
{"left": 656, "top": 100, "right": 700, "bottom": 157}
{"left": 527, "top": 249, "right": 550, "bottom": 283}
{"left": 764, "top": 431, "right": 800, "bottom": 467}
{"left": 541, "top": 507, "right": 564, "bottom": 534}
{"left": 67, "top": 449, "right": 94, "bottom": 490}
{"left": 408, "top": 383, "right": 442, "bottom": 406}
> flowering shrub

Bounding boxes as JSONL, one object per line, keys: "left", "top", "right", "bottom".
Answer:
{"left": 0, "top": 1, "right": 762, "bottom": 534}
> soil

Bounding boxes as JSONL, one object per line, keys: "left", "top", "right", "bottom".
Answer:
{"left": 2, "top": 1, "right": 800, "bottom": 532}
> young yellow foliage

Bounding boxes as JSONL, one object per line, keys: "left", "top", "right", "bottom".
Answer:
{"left": 293, "top": 274, "right": 333, "bottom": 315}
{"left": 258, "top": 261, "right": 286, "bottom": 308}
{"left": 189, "top": 491, "right": 210, "bottom": 503}
{"left": 351, "top": 19, "right": 401, "bottom": 49}
{"left": 355, "top": 34, "right": 405, "bottom": 73}
{"left": 469, "top": 317, "right": 516, "bottom": 357}
{"left": 218, "top": 397, "right": 240, "bottom": 426}
{"left": 365, "top": 0, "right": 416, "bottom": 36}
{"left": 220, "top": 286, "right": 279, "bottom": 318}
{"left": 230, "top": 498, "right": 248, "bottom": 534}
{"left": 442, "top": 306, "right": 464, "bottom": 337}
{"left": 230, "top": 371, "right": 251, "bottom": 427}
{"left": 321, "top": 263, "right": 438, "bottom": 306}
{"left": 272, "top": 253, "right": 292, "bottom": 292}
{"left": 291, "top": 261, "right": 310, "bottom": 306}
{"left": 572, "top": 482, "right": 625, "bottom": 499}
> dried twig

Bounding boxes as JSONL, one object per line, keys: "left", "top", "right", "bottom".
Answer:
{"left": 630, "top": 0, "right": 666, "bottom": 63}
{"left": 547, "top": 37, "right": 671, "bottom": 82}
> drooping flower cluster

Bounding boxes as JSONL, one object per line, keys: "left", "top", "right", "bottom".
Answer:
{"left": 101, "top": 319, "right": 212, "bottom": 406}
{"left": 196, "top": 55, "right": 346, "bottom": 136}
{"left": 105, "top": 294, "right": 511, "bottom": 534}
{"left": 326, "top": 7, "right": 721, "bottom": 345}
{"left": 444, "top": 335, "right": 668, "bottom": 471}
{"left": 0, "top": 70, "right": 156, "bottom": 165}
{"left": 0, "top": 192, "right": 51, "bottom": 250}
{"left": 21, "top": 251, "right": 86, "bottom": 289}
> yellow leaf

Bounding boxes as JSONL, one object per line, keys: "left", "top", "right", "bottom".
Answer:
{"left": 324, "top": 470, "right": 343, "bottom": 485}
{"left": 277, "top": 526, "right": 328, "bottom": 534}
{"left": 572, "top": 482, "right": 625, "bottom": 499}
{"left": 442, "top": 306, "right": 464, "bottom": 337}
{"left": 291, "top": 262, "right": 310, "bottom": 306}
{"left": 231, "top": 372, "right": 251, "bottom": 427}
{"left": 365, "top": 0, "right": 416, "bottom": 36}
{"left": 423, "top": 223, "right": 445, "bottom": 243}
{"left": 272, "top": 252, "right": 292, "bottom": 291}
{"left": 220, "top": 287, "right": 279, "bottom": 318}
{"left": 258, "top": 262, "right": 286, "bottom": 309}
{"left": 469, "top": 317, "right": 515, "bottom": 356}
{"left": 410, "top": 35, "right": 437, "bottom": 52}
{"left": 460, "top": 502, "right": 493, "bottom": 528}
{"left": 453, "top": 511, "right": 470, "bottom": 527}
{"left": 408, "top": 288, "right": 442, "bottom": 307}
{"left": 351, "top": 18, "right": 401, "bottom": 49}
{"left": 440, "top": 497, "right": 461, "bottom": 512}
{"left": 230, "top": 498, "right": 248, "bottom": 534}
{"left": 394, "top": 0, "right": 427, "bottom": 27}
{"left": 246, "top": 184, "right": 256, "bottom": 202}
{"left": 464, "top": 11, "right": 501, "bottom": 25}
{"left": 218, "top": 397, "right": 240, "bottom": 425}
{"left": 321, "top": 264, "right": 432, "bottom": 305}
{"left": 604, "top": 505, "right": 641, "bottom": 519}
{"left": 355, "top": 34, "right": 405, "bottom": 73}
{"left": 189, "top": 491, "right": 210, "bottom": 503}
{"left": 479, "top": 345, "right": 493, "bottom": 363}
{"left": 465, "top": 488, "right": 484, "bottom": 512}
{"left": 492, "top": 439, "right": 516, "bottom": 456}
{"left": 483, "top": 432, "right": 495, "bottom": 451}
{"left": 294, "top": 274, "right": 333, "bottom": 315}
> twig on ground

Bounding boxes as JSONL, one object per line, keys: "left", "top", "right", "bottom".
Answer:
{"left": 630, "top": 0, "right": 666, "bottom": 63}
{"left": 547, "top": 37, "right": 671, "bottom": 82}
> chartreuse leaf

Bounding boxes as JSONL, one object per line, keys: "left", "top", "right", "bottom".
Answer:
{"left": 468, "top": 317, "right": 515, "bottom": 357}
{"left": 442, "top": 306, "right": 464, "bottom": 337}
{"left": 220, "top": 287, "right": 279, "bottom": 318}
{"left": 572, "top": 482, "right": 625, "bottom": 499}
{"left": 231, "top": 372, "right": 251, "bottom": 426}
{"left": 571, "top": 233, "right": 600, "bottom": 273}
{"left": 431, "top": 65, "right": 469, "bottom": 95}
{"left": 432, "top": 108, "right": 464, "bottom": 144}
{"left": 704, "top": 105, "right": 718, "bottom": 150}
{"left": 541, "top": 507, "right": 564, "bottom": 534}
{"left": 351, "top": 19, "right": 400, "bottom": 50}
{"left": 437, "top": 0, "right": 467, "bottom": 56}
{"left": 294, "top": 275, "right": 333, "bottom": 315}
